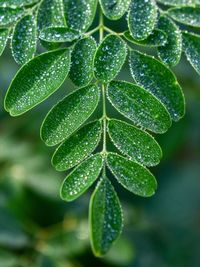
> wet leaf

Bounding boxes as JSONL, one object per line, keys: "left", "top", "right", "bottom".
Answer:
{"left": 69, "top": 36, "right": 97, "bottom": 86}
{"left": 90, "top": 177, "right": 123, "bottom": 256}
{"left": 108, "top": 119, "right": 162, "bottom": 167}
{"left": 107, "top": 81, "right": 172, "bottom": 134}
{"left": 157, "top": 16, "right": 182, "bottom": 67}
{"left": 0, "top": 7, "right": 24, "bottom": 26}
{"left": 4, "top": 48, "right": 71, "bottom": 116}
{"left": 167, "top": 7, "right": 200, "bottom": 27}
{"left": 63, "top": 0, "right": 98, "bottom": 33}
{"left": 124, "top": 29, "right": 167, "bottom": 47}
{"left": 128, "top": 0, "right": 157, "bottom": 40}
{"left": 106, "top": 153, "right": 157, "bottom": 197}
{"left": 129, "top": 50, "right": 185, "bottom": 121}
{"left": 182, "top": 31, "right": 200, "bottom": 75}
{"left": 52, "top": 120, "right": 102, "bottom": 171}
{"left": 0, "top": 0, "right": 38, "bottom": 7}
{"left": 99, "top": 0, "right": 131, "bottom": 20}
{"left": 0, "top": 28, "right": 9, "bottom": 56}
{"left": 60, "top": 154, "right": 103, "bottom": 201}
{"left": 94, "top": 35, "right": 127, "bottom": 83}
{"left": 11, "top": 14, "right": 37, "bottom": 65}
{"left": 39, "top": 27, "right": 79, "bottom": 43}
{"left": 157, "top": 0, "right": 200, "bottom": 6}
{"left": 41, "top": 84, "right": 100, "bottom": 146}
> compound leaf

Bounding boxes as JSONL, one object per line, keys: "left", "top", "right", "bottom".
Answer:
{"left": 157, "top": 0, "right": 200, "bottom": 6}
{"left": 0, "top": 28, "right": 10, "bottom": 56}
{"left": 124, "top": 29, "right": 167, "bottom": 47}
{"left": 99, "top": 0, "right": 131, "bottom": 20}
{"left": 107, "top": 81, "right": 171, "bottom": 134}
{"left": 129, "top": 50, "right": 185, "bottom": 121}
{"left": 108, "top": 119, "right": 162, "bottom": 167}
{"left": 90, "top": 177, "right": 123, "bottom": 256}
{"left": 0, "top": 7, "right": 24, "bottom": 26}
{"left": 4, "top": 48, "right": 71, "bottom": 116}
{"left": 182, "top": 31, "right": 200, "bottom": 75}
{"left": 167, "top": 7, "right": 200, "bottom": 28}
{"left": 128, "top": 0, "right": 157, "bottom": 40}
{"left": 157, "top": 16, "right": 182, "bottom": 67}
{"left": 94, "top": 35, "right": 127, "bottom": 83}
{"left": 11, "top": 14, "right": 37, "bottom": 65}
{"left": 39, "top": 27, "right": 79, "bottom": 43}
{"left": 52, "top": 120, "right": 102, "bottom": 171}
{"left": 41, "top": 84, "right": 100, "bottom": 146}
{"left": 69, "top": 36, "right": 97, "bottom": 87}
{"left": 63, "top": 0, "right": 98, "bottom": 33}
{"left": 106, "top": 153, "right": 157, "bottom": 197}
{"left": 0, "top": 0, "right": 38, "bottom": 7}
{"left": 60, "top": 154, "right": 103, "bottom": 201}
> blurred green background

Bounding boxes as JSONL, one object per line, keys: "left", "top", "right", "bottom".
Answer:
{"left": 1, "top": 15, "right": 200, "bottom": 267}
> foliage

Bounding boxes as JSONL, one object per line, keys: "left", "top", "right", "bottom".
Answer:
{"left": 1, "top": 0, "right": 200, "bottom": 257}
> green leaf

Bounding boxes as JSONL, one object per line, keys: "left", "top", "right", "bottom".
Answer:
{"left": 39, "top": 27, "right": 80, "bottom": 43}
{"left": 124, "top": 29, "right": 167, "bottom": 47}
{"left": 0, "top": 0, "right": 38, "bottom": 7}
{"left": 94, "top": 35, "right": 127, "bottom": 83}
{"left": 128, "top": 0, "right": 157, "bottom": 40}
{"left": 157, "top": 0, "right": 200, "bottom": 6}
{"left": 69, "top": 36, "right": 97, "bottom": 87}
{"left": 4, "top": 48, "right": 71, "bottom": 116}
{"left": 182, "top": 31, "right": 200, "bottom": 75}
{"left": 107, "top": 81, "right": 172, "bottom": 134}
{"left": 106, "top": 153, "right": 157, "bottom": 197}
{"left": 157, "top": 16, "right": 182, "bottom": 67}
{"left": 52, "top": 120, "right": 102, "bottom": 171}
{"left": 0, "top": 7, "right": 24, "bottom": 26}
{"left": 167, "top": 7, "right": 200, "bottom": 27}
{"left": 108, "top": 119, "right": 162, "bottom": 167}
{"left": 11, "top": 14, "right": 37, "bottom": 65}
{"left": 41, "top": 84, "right": 100, "bottom": 146}
{"left": 129, "top": 50, "right": 185, "bottom": 121}
{"left": 60, "top": 154, "right": 103, "bottom": 201}
{"left": 90, "top": 177, "right": 123, "bottom": 256}
{"left": 99, "top": 0, "right": 131, "bottom": 20}
{"left": 0, "top": 28, "right": 10, "bottom": 56}
{"left": 63, "top": 0, "right": 98, "bottom": 33}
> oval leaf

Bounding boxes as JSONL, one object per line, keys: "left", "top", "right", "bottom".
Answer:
{"left": 157, "top": 0, "right": 200, "bottom": 6}
{"left": 60, "top": 154, "right": 103, "bottom": 201}
{"left": 168, "top": 7, "right": 200, "bottom": 28}
{"left": 41, "top": 84, "right": 100, "bottom": 146}
{"left": 63, "top": 0, "right": 97, "bottom": 33}
{"left": 11, "top": 14, "right": 37, "bottom": 65}
{"left": 4, "top": 48, "right": 71, "bottom": 116}
{"left": 0, "top": 0, "right": 38, "bottom": 7}
{"left": 107, "top": 81, "right": 172, "bottom": 134}
{"left": 0, "top": 28, "right": 9, "bottom": 56}
{"left": 0, "top": 7, "right": 24, "bottom": 26}
{"left": 69, "top": 36, "right": 97, "bottom": 87}
{"left": 129, "top": 50, "right": 185, "bottom": 121}
{"left": 99, "top": 0, "right": 131, "bottom": 20}
{"left": 157, "top": 16, "right": 182, "bottom": 67}
{"left": 128, "top": 0, "right": 157, "bottom": 40}
{"left": 39, "top": 27, "right": 80, "bottom": 43}
{"left": 52, "top": 120, "right": 102, "bottom": 171}
{"left": 182, "top": 31, "right": 200, "bottom": 75}
{"left": 94, "top": 35, "right": 127, "bottom": 83}
{"left": 90, "top": 177, "right": 123, "bottom": 256}
{"left": 106, "top": 153, "right": 157, "bottom": 197}
{"left": 108, "top": 119, "right": 162, "bottom": 167}
{"left": 124, "top": 29, "right": 167, "bottom": 47}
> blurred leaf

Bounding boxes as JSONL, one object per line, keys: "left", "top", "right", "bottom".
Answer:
{"left": 168, "top": 7, "right": 200, "bottom": 27}
{"left": 129, "top": 50, "right": 185, "bottom": 121}
{"left": 39, "top": 27, "right": 80, "bottom": 43}
{"left": 41, "top": 84, "right": 100, "bottom": 146}
{"left": 0, "top": 7, "right": 24, "bottom": 26}
{"left": 128, "top": 0, "right": 157, "bottom": 40}
{"left": 94, "top": 34, "right": 127, "bottom": 82}
{"left": 60, "top": 154, "right": 103, "bottom": 201}
{"left": 0, "top": 249, "right": 18, "bottom": 267}
{"left": 90, "top": 177, "right": 123, "bottom": 256}
{"left": 4, "top": 48, "right": 71, "bottom": 116}
{"left": 106, "top": 153, "right": 157, "bottom": 197}
{"left": 99, "top": 0, "right": 131, "bottom": 20}
{"left": 107, "top": 80, "right": 172, "bottom": 134}
{"left": 0, "top": 28, "right": 10, "bottom": 56}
